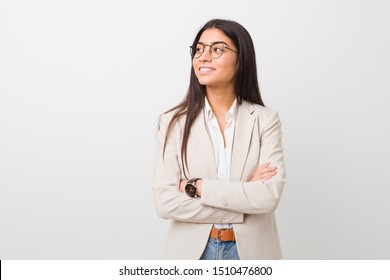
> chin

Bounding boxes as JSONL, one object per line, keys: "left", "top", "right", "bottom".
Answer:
{"left": 197, "top": 78, "right": 214, "bottom": 86}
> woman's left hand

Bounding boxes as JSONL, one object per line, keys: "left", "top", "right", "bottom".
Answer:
{"left": 179, "top": 180, "right": 187, "bottom": 193}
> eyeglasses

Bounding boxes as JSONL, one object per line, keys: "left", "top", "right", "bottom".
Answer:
{"left": 189, "top": 42, "right": 238, "bottom": 59}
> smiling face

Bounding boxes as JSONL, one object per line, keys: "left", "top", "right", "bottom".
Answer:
{"left": 192, "top": 28, "right": 239, "bottom": 90}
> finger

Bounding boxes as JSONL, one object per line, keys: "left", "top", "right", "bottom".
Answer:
{"left": 258, "top": 162, "right": 270, "bottom": 169}
{"left": 253, "top": 171, "right": 277, "bottom": 181}
{"left": 259, "top": 171, "right": 277, "bottom": 179}
{"left": 254, "top": 167, "right": 277, "bottom": 176}
{"left": 259, "top": 171, "right": 277, "bottom": 180}
{"left": 259, "top": 166, "right": 277, "bottom": 173}
{"left": 256, "top": 164, "right": 276, "bottom": 171}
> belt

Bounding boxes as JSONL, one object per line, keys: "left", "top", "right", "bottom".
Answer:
{"left": 209, "top": 227, "right": 236, "bottom": 242}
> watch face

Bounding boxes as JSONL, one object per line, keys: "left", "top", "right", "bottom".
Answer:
{"left": 185, "top": 184, "right": 196, "bottom": 197}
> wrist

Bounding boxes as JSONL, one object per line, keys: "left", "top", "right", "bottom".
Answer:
{"left": 184, "top": 178, "right": 201, "bottom": 197}
{"left": 195, "top": 179, "right": 203, "bottom": 197}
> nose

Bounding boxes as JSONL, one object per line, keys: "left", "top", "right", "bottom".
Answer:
{"left": 199, "top": 45, "right": 212, "bottom": 61}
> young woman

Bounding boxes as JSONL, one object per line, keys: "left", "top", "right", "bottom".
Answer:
{"left": 153, "top": 19, "right": 286, "bottom": 260}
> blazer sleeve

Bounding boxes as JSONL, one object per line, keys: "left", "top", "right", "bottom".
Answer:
{"left": 200, "top": 110, "right": 286, "bottom": 215}
{"left": 152, "top": 113, "right": 244, "bottom": 224}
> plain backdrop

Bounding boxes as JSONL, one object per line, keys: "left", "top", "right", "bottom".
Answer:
{"left": 1, "top": 0, "right": 389, "bottom": 259}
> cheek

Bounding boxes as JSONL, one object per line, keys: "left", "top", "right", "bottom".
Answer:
{"left": 192, "top": 58, "right": 199, "bottom": 68}
{"left": 220, "top": 62, "right": 238, "bottom": 79}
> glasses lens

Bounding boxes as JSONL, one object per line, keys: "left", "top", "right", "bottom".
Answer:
{"left": 210, "top": 43, "right": 225, "bottom": 58}
{"left": 191, "top": 44, "right": 204, "bottom": 58}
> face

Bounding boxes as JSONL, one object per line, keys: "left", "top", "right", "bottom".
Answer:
{"left": 192, "top": 28, "right": 238, "bottom": 89}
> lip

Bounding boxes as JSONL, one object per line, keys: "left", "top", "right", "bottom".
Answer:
{"left": 198, "top": 67, "right": 215, "bottom": 74}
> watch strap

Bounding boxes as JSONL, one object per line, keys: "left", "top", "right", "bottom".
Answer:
{"left": 187, "top": 178, "right": 201, "bottom": 185}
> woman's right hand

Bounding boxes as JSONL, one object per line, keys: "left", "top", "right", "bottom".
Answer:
{"left": 250, "top": 162, "right": 277, "bottom": 182}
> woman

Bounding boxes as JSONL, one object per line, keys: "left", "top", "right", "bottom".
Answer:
{"left": 153, "top": 19, "right": 286, "bottom": 260}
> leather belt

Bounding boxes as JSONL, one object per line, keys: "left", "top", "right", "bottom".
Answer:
{"left": 209, "top": 227, "right": 236, "bottom": 242}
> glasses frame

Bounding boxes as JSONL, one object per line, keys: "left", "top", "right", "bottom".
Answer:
{"left": 190, "top": 42, "right": 238, "bottom": 59}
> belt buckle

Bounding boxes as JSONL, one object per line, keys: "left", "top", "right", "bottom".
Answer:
{"left": 218, "top": 229, "right": 222, "bottom": 241}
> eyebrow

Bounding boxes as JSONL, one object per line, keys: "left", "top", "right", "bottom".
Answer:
{"left": 197, "top": 41, "right": 229, "bottom": 46}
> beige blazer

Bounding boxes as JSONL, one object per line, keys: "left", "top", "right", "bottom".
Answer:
{"left": 152, "top": 100, "right": 286, "bottom": 259}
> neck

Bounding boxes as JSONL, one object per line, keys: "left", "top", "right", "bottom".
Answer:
{"left": 206, "top": 87, "right": 236, "bottom": 115}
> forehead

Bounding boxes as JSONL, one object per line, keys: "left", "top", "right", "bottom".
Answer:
{"left": 198, "top": 28, "right": 234, "bottom": 45}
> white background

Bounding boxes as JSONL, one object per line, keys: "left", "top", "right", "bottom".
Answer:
{"left": 1, "top": 0, "right": 389, "bottom": 259}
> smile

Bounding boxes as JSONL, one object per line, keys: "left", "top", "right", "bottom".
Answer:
{"left": 199, "top": 67, "right": 215, "bottom": 72}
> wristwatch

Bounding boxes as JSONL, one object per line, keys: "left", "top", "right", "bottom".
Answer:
{"left": 185, "top": 178, "right": 201, "bottom": 197}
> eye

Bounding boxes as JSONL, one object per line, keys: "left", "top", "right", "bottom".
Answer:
{"left": 212, "top": 44, "right": 225, "bottom": 54}
{"left": 195, "top": 45, "right": 204, "bottom": 53}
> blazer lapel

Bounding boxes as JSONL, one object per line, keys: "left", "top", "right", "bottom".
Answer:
{"left": 189, "top": 109, "right": 218, "bottom": 179}
{"left": 230, "top": 101, "right": 256, "bottom": 181}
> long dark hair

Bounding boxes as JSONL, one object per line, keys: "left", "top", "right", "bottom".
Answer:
{"left": 163, "top": 19, "right": 264, "bottom": 177}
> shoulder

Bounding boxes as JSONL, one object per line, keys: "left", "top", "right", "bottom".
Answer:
{"left": 240, "top": 100, "right": 283, "bottom": 136}
{"left": 240, "top": 100, "right": 280, "bottom": 120}
{"left": 158, "top": 107, "right": 187, "bottom": 126}
{"left": 158, "top": 109, "right": 177, "bottom": 124}
{"left": 155, "top": 107, "right": 186, "bottom": 135}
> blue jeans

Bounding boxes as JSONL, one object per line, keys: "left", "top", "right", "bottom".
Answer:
{"left": 200, "top": 238, "right": 240, "bottom": 260}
